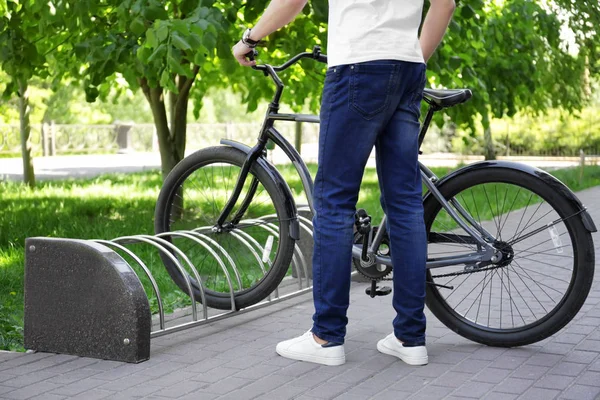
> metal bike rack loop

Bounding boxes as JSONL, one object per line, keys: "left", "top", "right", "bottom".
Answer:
{"left": 23, "top": 212, "right": 315, "bottom": 363}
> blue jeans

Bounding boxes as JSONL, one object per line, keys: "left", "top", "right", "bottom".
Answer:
{"left": 311, "top": 60, "right": 428, "bottom": 346}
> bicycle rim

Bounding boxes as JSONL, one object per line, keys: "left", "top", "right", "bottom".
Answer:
{"left": 160, "top": 154, "right": 289, "bottom": 302}
{"left": 424, "top": 171, "right": 590, "bottom": 339}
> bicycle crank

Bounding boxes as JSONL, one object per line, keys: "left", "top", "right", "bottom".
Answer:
{"left": 352, "top": 229, "right": 393, "bottom": 281}
{"left": 366, "top": 280, "right": 392, "bottom": 298}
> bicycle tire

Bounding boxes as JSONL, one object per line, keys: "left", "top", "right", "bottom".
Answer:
{"left": 154, "top": 146, "right": 296, "bottom": 310}
{"left": 423, "top": 167, "right": 595, "bottom": 347}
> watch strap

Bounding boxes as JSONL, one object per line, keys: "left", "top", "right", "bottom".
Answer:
{"left": 242, "top": 28, "right": 261, "bottom": 47}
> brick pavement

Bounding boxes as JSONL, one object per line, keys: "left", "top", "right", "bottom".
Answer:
{"left": 0, "top": 187, "right": 599, "bottom": 400}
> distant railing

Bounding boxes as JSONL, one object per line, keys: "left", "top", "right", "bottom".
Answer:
{"left": 0, "top": 122, "right": 320, "bottom": 156}
{"left": 0, "top": 122, "right": 597, "bottom": 166}
{"left": 0, "top": 124, "right": 43, "bottom": 155}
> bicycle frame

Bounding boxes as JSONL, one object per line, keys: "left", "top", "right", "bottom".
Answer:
{"left": 216, "top": 47, "right": 500, "bottom": 270}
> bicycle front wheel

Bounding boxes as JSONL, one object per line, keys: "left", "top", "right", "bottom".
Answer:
{"left": 424, "top": 167, "right": 595, "bottom": 347}
{"left": 154, "top": 146, "right": 295, "bottom": 310}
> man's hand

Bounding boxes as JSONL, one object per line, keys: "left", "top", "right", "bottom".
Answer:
{"left": 232, "top": 0, "right": 308, "bottom": 67}
{"left": 233, "top": 41, "right": 256, "bottom": 67}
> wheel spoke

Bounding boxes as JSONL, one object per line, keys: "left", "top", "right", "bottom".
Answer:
{"left": 510, "top": 192, "right": 534, "bottom": 242}
{"left": 426, "top": 178, "right": 584, "bottom": 337}
{"left": 504, "top": 264, "right": 541, "bottom": 318}
{"left": 511, "top": 260, "right": 570, "bottom": 289}
{"left": 452, "top": 271, "right": 492, "bottom": 310}
{"left": 482, "top": 185, "right": 501, "bottom": 239}
{"left": 499, "top": 187, "right": 521, "bottom": 235}
{"left": 509, "top": 262, "right": 557, "bottom": 305}
{"left": 497, "top": 266, "right": 527, "bottom": 326}
{"left": 157, "top": 155, "right": 289, "bottom": 309}
{"left": 472, "top": 269, "right": 492, "bottom": 323}
{"left": 513, "top": 254, "right": 573, "bottom": 274}
{"left": 515, "top": 248, "right": 573, "bottom": 259}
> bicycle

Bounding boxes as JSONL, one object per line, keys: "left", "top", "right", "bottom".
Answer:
{"left": 155, "top": 46, "right": 597, "bottom": 347}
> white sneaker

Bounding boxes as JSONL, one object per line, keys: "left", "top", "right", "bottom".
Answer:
{"left": 377, "top": 333, "right": 428, "bottom": 365}
{"left": 276, "top": 331, "right": 345, "bottom": 366}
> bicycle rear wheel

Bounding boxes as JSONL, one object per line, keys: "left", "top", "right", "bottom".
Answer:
{"left": 154, "top": 146, "right": 295, "bottom": 310}
{"left": 424, "top": 167, "right": 595, "bottom": 347}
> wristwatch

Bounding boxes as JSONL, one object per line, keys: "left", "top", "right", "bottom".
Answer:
{"left": 242, "top": 28, "right": 261, "bottom": 48}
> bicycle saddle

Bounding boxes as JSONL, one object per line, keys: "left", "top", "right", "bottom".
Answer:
{"left": 423, "top": 88, "right": 472, "bottom": 108}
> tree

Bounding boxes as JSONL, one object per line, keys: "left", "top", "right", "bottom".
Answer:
{"left": 424, "top": 0, "right": 594, "bottom": 160}
{"left": 0, "top": 0, "right": 73, "bottom": 187}
{"left": 65, "top": 0, "right": 328, "bottom": 178}
{"left": 55, "top": 0, "right": 599, "bottom": 172}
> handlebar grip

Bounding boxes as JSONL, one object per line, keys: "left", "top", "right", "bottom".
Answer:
{"left": 246, "top": 49, "right": 258, "bottom": 62}
{"left": 311, "top": 45, "right": 327, "bottom": 64}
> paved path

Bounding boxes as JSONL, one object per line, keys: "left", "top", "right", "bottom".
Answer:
{"left": 0, "top": 154, "right": 162, "bottom": 181}
{"left": 0, "top": 189, "right": 599, "bottom": 400}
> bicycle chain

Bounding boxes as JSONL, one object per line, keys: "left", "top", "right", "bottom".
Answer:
{"left": 375, "top": 264, "right": 506, "bottom": 281}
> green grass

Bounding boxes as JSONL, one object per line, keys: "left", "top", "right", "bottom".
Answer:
{"left": 1, "top": 164, "right": 599, "bottom": 351}
{"left": 0, "top": 173, "right": 164, "bottom": 351}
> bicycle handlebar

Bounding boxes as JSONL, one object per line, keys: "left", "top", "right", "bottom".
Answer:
{"left": 246, "top": 46, "right": 327, "bottom": 107}
{"left": 250, "top": 45, "right": 327, "bottom": 74}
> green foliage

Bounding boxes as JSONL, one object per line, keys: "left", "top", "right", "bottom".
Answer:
{"left": 0, "top": 70, "right": 18, "bottom": 123}
{"left": 65, "top": 0, "right": 328, "bottom": 115}
{"left": 0, "top": 0, "right": 72, "bottom": 92}
{"left": 43, "top": 83, "right": 153, "bottom": 124}
{"left": 2, "top": 0, "right": 598, "bottom": 125}
{"left": 495, "top": 107, "right": 600, "bottom": 156}
{"left": 0, "top": 244, "right": 23, "bottom": 352}
{"left": 0, "top": 305, "right": 23, "bottom": 352}
{"left": 428, "top": 0, "right": 591, "bottom": 133}
{"left": 0, "top": 76, "right": 154, "bottom": 125}
{"left": 552, "top": 0, "right": 600, "bottom": 71}
{"left": 451, "top": 105, "right": 600, "bottom": 156}
{"left": 194, "top": 88, "right": 263, "bottom": 123}
{"left": 1, "top": 0, "right": 598, "bottom": 171}
{"left": 552, "top": 164, "right": 600, "bottom": 192}
{"left": 67, "top": 0, "right": 226, "bottom": 103}
{"left": 0, "top": 0, "right": 78, "bottom": 186}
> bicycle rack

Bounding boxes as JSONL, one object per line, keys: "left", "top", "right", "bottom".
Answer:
{"left": 23, "top": 207, "right": 315, "bottom": 363}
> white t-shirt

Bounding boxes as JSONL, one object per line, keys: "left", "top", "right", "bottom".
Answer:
{"left": 327, "top": 0, "right": 425, "bottom": 67}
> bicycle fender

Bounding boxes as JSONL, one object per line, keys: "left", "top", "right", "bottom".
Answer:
{"left": 220, "top": 139, "right": 300, "bottom": 240}
{"left": 426, "top": 160, "right": 597, "bottom": 233}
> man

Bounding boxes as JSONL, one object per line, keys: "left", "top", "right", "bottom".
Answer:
{"left": 233, "top": 0, "right": 455, "bottom": 366}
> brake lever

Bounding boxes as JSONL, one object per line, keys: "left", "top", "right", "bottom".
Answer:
{"left": 312, "top": 45, "right": 322, "bottom": 58}
{"left": 312, "top": 45, "right": 327, "bottom": 64}
{"left": 246, "top": 49, "right": 259, "bottom": 69}
{"left": 247, "top": 49, "right": 269, "bottom": 76}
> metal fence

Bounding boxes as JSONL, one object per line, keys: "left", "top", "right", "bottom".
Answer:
{"left": 0, "top": 124, "right": 43, "bottom": 155}
{"left": 0, "top": 122, "right": 321, "bottom": 156}
{"left": 1, "top": 121, "right": 598, "bottom": 165}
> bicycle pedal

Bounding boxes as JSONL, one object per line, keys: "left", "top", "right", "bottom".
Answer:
{"left": 355, "top": 209, "right": 372, "bottom": 234}
{"left": 365, "top": 286, "right": 392, "bottom": 297}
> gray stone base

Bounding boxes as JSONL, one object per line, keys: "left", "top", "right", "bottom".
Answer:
{"left": 24, "top": 238, "right": 151, "bottom": 363}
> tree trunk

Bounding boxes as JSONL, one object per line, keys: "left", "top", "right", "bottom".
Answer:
{"left": 141, "top": 74, "right": 194, "bottom": 181}
{"left": 18, "top": 79, "right": 35, "bottom": 188}
{"left": 141, "top": 76, "right": 194, "bottom": 222}
{"left": 147, "top": 87, "right": 181, "bottom": 180}
{"left": 170, "top": 77, "right": 189, "bottom": 165}
{"left": 167, "top": 80, "right": 190, "bottom": 222}
{"left": 482, "top": 111, "right": 496, "bottom": 161}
